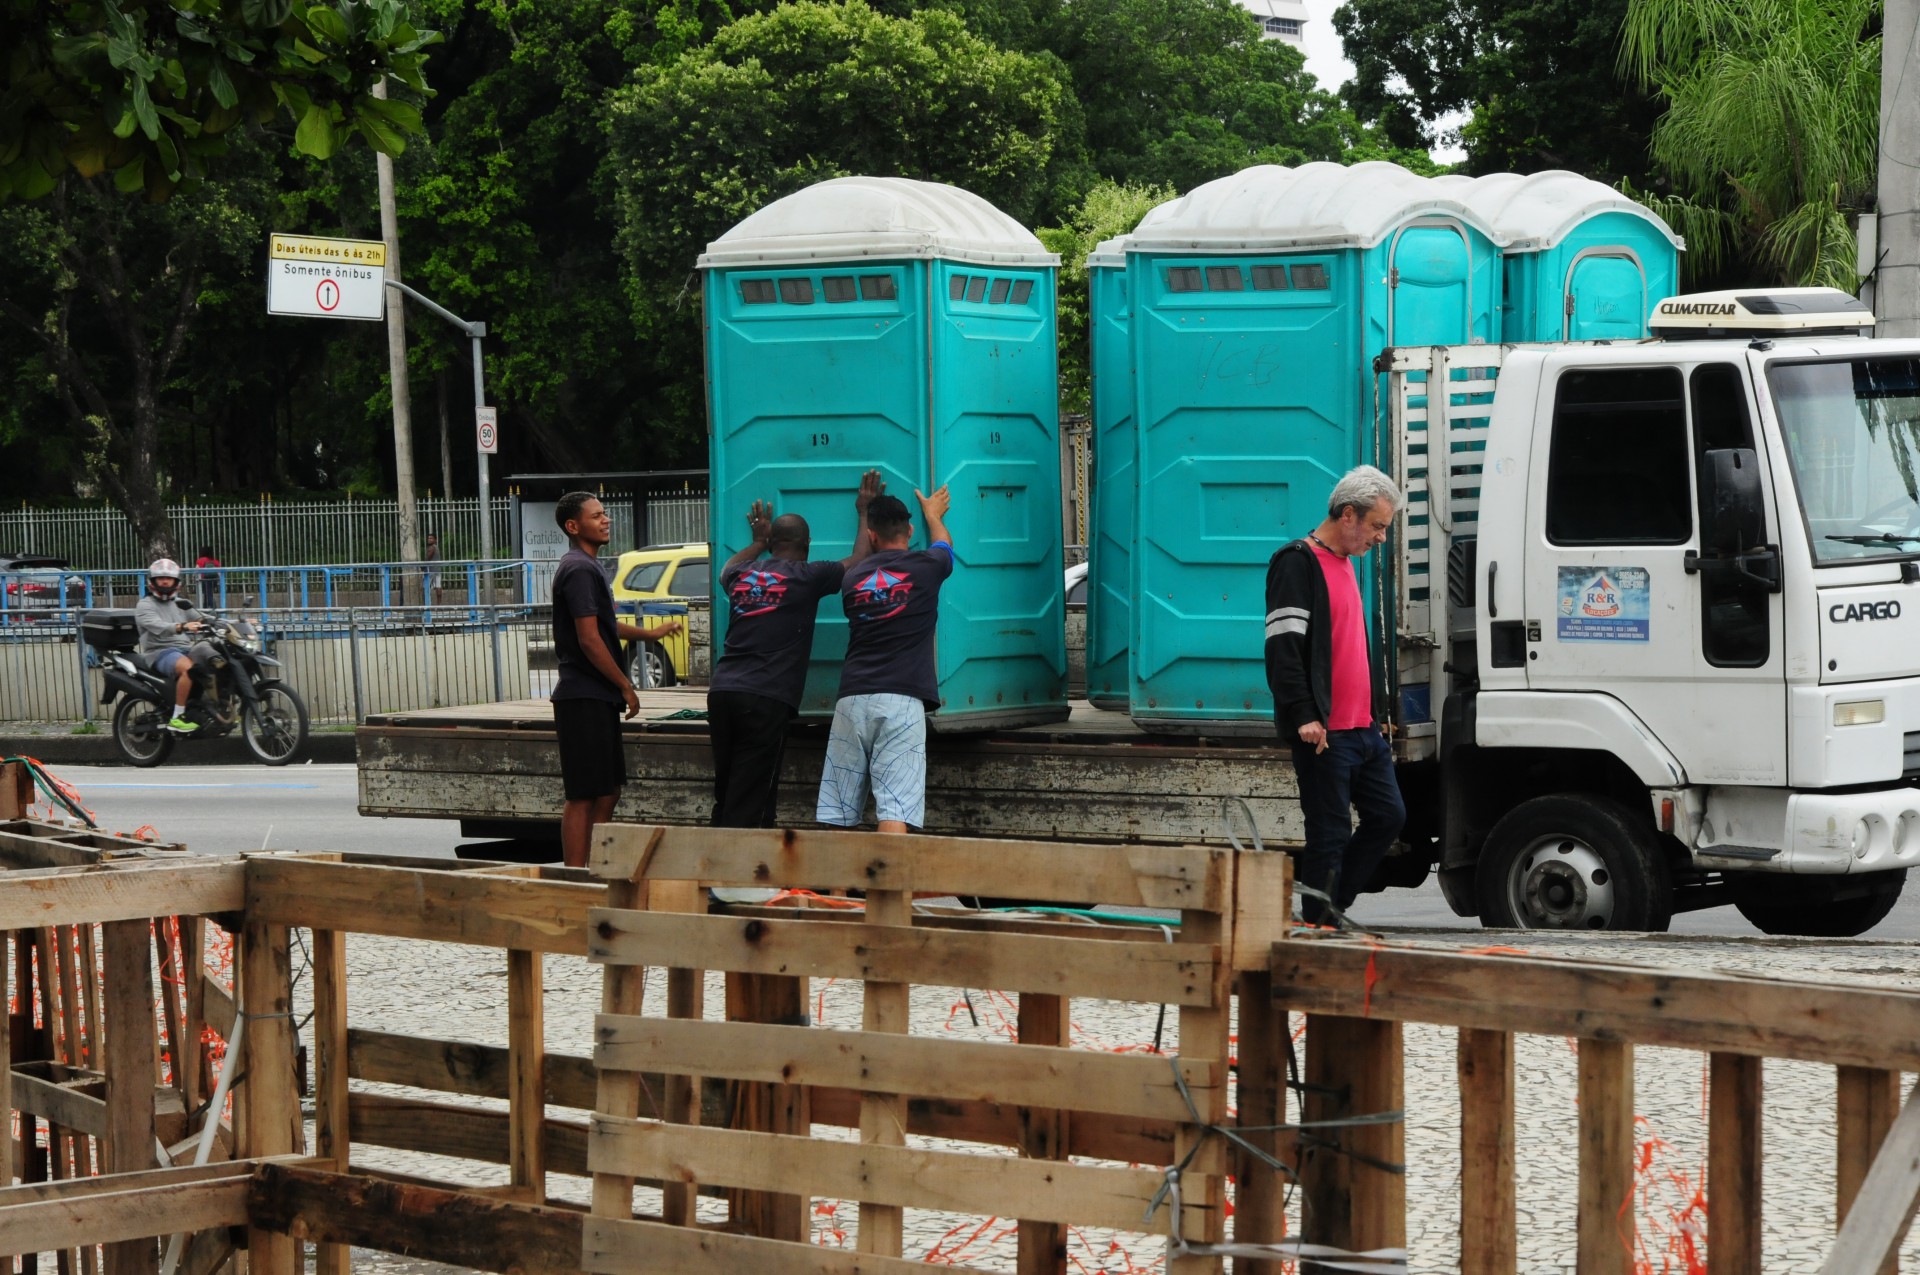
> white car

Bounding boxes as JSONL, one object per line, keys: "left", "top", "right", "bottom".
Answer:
{"left": 1065, "top": 561, "right": 1088, "bottom": 606}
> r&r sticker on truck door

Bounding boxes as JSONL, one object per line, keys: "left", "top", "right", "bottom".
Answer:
{"left": 1556, "top": 566, "right": 1650, "bottom": 642}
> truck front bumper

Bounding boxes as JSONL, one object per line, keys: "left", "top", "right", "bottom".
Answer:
{"left": 1693, "top": 784, "right": 1920, "bottom": 874}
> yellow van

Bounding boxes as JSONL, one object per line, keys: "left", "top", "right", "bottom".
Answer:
{"left": 611, "top": 543, "right": 708, "bottom": 687}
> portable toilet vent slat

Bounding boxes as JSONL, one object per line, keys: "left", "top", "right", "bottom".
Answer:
{"left": 1432, "top": 171, "right": 1684, "bottom": 342}
{"left": 1086, "top": 234, "right": 1135, "bottom": 710}
{"left": 1122, "top": 161, "right": 1504, "bottom": 734}
{"left": 700, "top": 176, "right": 1068, "bottom": 731}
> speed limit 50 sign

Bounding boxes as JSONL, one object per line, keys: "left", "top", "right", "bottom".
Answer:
{"left": 476, "top": 406, "right": 499, "bottom": 455}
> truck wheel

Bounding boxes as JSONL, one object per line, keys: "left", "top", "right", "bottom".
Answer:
{"left": 1731, "top": 870, "right": 1905, "bottom": 937}
{"left": 1476, "top": 794, "right": 1673, "bottom": 932}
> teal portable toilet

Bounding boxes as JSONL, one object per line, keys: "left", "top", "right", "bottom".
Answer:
{"left": 700, "top": 176, "right": 1068, "bottom": 731}
{"left": 1433, "top": 171, "right": 1683, "bottom": 341}
{"left": 1085, "top": 234, "right": 1135, "bottom": 710}
{"left": 1123, "top": 162, "right": 1503, "bottom": 733}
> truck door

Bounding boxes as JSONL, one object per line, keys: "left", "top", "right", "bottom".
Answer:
{"left": 1523, "top": 359, "right": 1786, "bottom": 784}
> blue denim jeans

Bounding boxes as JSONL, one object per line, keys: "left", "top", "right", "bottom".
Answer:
{"left": 1289, "top": 727, "right": 1406, "bottom": 922}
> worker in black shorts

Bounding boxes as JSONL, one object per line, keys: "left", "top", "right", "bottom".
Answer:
{"left": 550, "top": 491, "right": 684, "bottom": 868}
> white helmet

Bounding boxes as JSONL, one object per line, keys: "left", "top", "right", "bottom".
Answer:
{"left": 148, "top": 558, "right": 182, "bottom": 599}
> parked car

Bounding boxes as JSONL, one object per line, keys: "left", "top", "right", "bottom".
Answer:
{"left": 0, "top": 554, "right": 85, "bottom": 618}
{"left": 1065, "top": 560, "right": 1088, "bottom": 607}
{"left": 612, "top": 543, "right": 710, "bottom": 603}
{"left": 610, "top": 543, "right": 707, "bottom": 687}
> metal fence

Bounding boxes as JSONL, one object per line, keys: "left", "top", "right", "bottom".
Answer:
{"left": 0, "top": 606, "right": 557, "bottom": 728}
{"left": 0, "top": 492, "right": 712, "bottom": 570}
{"left": 13, "top": 561, "right": 534, "bottom": 616}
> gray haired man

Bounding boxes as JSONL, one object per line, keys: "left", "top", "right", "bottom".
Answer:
{"left": 1263, "top": 465, "right": 1407, "bottom": 923}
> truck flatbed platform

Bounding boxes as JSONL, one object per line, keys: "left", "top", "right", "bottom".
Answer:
{"left": 356, "top": 690, "right": 1304, "bottom": 845}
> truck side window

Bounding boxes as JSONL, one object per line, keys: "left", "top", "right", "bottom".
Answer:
{"left": 1691, "top": 363, "right": 1769, "bottom": 667}
{"left": 1546, "top": 367, "right": 1691, "bottom": 544}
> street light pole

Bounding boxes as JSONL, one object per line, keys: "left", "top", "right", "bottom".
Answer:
{"left": 382, "top": 280, "right": 493, "bottom": 565}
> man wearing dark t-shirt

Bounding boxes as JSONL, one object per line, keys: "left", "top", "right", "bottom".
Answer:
{"left": 816, "top": 486, "right": 953, "bottom": 833}
{"left": 550, "top": 491, "right": 685, "bottom": 868}
{"left": 708, "top": 470, "right": 883, "bottom": 828}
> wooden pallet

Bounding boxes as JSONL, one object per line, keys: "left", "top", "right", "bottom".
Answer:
{"left": 582, "top": 824, "right": 1289, "bottom": 1275}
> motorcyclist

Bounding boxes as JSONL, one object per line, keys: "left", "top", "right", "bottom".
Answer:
{"left": 133, "top": 558, "right": 219, "bottom": 734}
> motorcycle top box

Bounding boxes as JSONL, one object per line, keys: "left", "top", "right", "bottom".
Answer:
{"left": 81, "top": 609, "right": 139, "bottom": 651}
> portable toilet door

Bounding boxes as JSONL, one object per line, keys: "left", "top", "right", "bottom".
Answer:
{"left": 1123, "top": 162, "right": 1503, "bottom": 733}
{"left": 699, "top": 176, "right": 1066, "bottom": 729}
{"left": 1563, "top": 247, "right": 1656, "bottom": 339}
{"left": 1085, "top": 236, "right": 1134, "bottom": 709}
{"left": 1433, "top": 171, "right": 1683, "bottom": 343}
{"left": 925, "top": 254, "right": 1070, "bottom": 730}
{"left": 1386, "top": 222, "right": 1482, "bottom": 347}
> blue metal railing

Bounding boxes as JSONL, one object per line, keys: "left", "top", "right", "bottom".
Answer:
{"left": 0, "top": 560, "right": 535, "bottom": 621}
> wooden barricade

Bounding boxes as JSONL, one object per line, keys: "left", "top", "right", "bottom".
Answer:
{"left": 580, "top": 824, "right": 1290, "bottom": 1275}
{"left": 1271, "top": 938, "right": 1920, "bottom": 1274}
{"left": 1, "top": 843, "right": 248, "bottom": 1275}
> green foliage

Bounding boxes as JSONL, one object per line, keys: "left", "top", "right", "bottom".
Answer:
{"left": 607, "top": 0, "right": 1072, "bottom": 438}
{"left": 1334, "top": 0, "right": 1664, "bottom": 185}
{"left": 1037, "top": 179, "right": 1174, "bottom": 415}
{"left": 1044, "top": 0, "right": 1351, "bottom": 197}
{"left": 1620, "top": 0, "right": 1880, "bottom": 286}
{"left": 392, "top": 0, "right": 676, "bottom": 470}
{"left": 0, "top": 0, "right": 441, "bottom": 201}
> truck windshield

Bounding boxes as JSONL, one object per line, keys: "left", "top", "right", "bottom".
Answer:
{"left": 1772, "top": 357, "right": 1920, "bottom": 563}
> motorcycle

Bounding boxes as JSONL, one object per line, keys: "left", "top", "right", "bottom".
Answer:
{"left": 83, "top": 608, "right": 310, "bottom": 767}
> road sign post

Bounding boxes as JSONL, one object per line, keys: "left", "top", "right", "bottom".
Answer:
{"left": 382, "top": 280, "right": 495, "bottom": 565}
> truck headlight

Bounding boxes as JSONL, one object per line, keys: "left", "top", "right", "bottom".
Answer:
{"left": 1834, "top": 699, "right": 1886, "bottom": 726}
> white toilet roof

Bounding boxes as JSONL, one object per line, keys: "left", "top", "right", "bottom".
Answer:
{"left": 700, "top": 176, "right": 1057, "bottom": 268}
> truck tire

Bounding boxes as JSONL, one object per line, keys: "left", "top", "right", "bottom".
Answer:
{"left": 1731, "top": 870, "right": 1905, "bottom": 938}
{"left": 1475, "top": 794, "right": 1673, "bottom": 932}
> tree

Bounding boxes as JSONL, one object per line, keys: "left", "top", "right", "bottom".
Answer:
{"left": 1333, "top": 0, "right": 1665, "bottom": 185}
{"left": 606, "top": 0, "right": 1074, "bottom": 443}
{"left": 1621, "top": 0, "right": 1880, "bottom": 287}
{"left": 1042, "top": 0, "right": 1358, "bottom": 198}
{"left": 1, "top": 0, "right": 439, "bottom": 201}
{"left": 0, "top": 3, "right": 440, "bottom": 552}
{"left": 1036, "top": 179, "right": 1174, "bottom": 416}
{"left": 0, "top": 148, "right": 279, "bottom": 555}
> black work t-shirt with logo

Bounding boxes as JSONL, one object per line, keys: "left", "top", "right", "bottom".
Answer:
{"left": 836, "top": 544, "right": 954, "bottom": 707}
{"left": 710, "top": 556, "right": 848, "bottom": 709}
{"left": 551, "top": 547, "right": 622, "bottom": 703}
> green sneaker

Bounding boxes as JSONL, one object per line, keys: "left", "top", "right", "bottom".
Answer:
{"left": 167, "top": 714, "right": 199, "bottom": 734}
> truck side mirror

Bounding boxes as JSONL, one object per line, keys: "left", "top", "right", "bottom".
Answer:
{"left": 1701, "top": 448, "right": 1765, "bottom": 553}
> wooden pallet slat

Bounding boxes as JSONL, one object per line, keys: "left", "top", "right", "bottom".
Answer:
{"left": 589, "top": 909, "right": 1221, "bottom": 1007}
{"left": 245, "top": 858, "right": 594, "bottom": 955}
{"left": 1272, "top": 941, "right": 1920, "bottom": 1072}
{"left": 583, "top": 1214, "right": 997, "bottom": 1275}
{"left": 590, "top": 824, "right": 1226, "bottom": 911}
{"left": 1576, "top": 1039, "right": 1635, "bottom": 1275}
{"left": 593, "top": 1013, "right": 1215, "bottom": 1123}
{"left": 587, "top": 1115, "right": 1210, "bottom": 1239}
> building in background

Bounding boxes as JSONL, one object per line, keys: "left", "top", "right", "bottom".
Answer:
{"left": 1237, "top": 0, "right": 1306, "bottom": 46}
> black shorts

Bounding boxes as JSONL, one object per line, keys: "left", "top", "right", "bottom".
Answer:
{"left": 553, "top": 697, "right": 626, "bottom": 800}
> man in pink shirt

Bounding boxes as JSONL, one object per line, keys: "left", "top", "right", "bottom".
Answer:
{"left": 1263, "top": 466, "right": 1406, "bottom": 924}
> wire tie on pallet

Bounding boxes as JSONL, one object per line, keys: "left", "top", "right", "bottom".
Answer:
{"left": 1156, "top": 1166, "right": 1409, "bottom": 1273}
{"left": 1145, "top": 1054, "right": 1407, "bottom": 1226}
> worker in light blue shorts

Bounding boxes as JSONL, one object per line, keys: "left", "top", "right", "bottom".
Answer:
{"left": 816, "top": 486, "right": 952, "bottom": 832}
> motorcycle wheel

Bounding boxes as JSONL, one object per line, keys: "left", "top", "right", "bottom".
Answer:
{"left": 112, "top": 696, "right": 175, "bottom": 768}
{"left": 242, "top": 680, "right": 309, "bottom": 766}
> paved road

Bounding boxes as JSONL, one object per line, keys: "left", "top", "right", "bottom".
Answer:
{"left": 33, "top": 760, "right": 1920, "bottom": 938}
{"left": 47, "top": 762, "right": 463, "bottom": 858}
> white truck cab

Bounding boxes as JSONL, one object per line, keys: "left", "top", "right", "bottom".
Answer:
{"left": 1391, "top": 287, "right": 1917, "bottom": 935}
